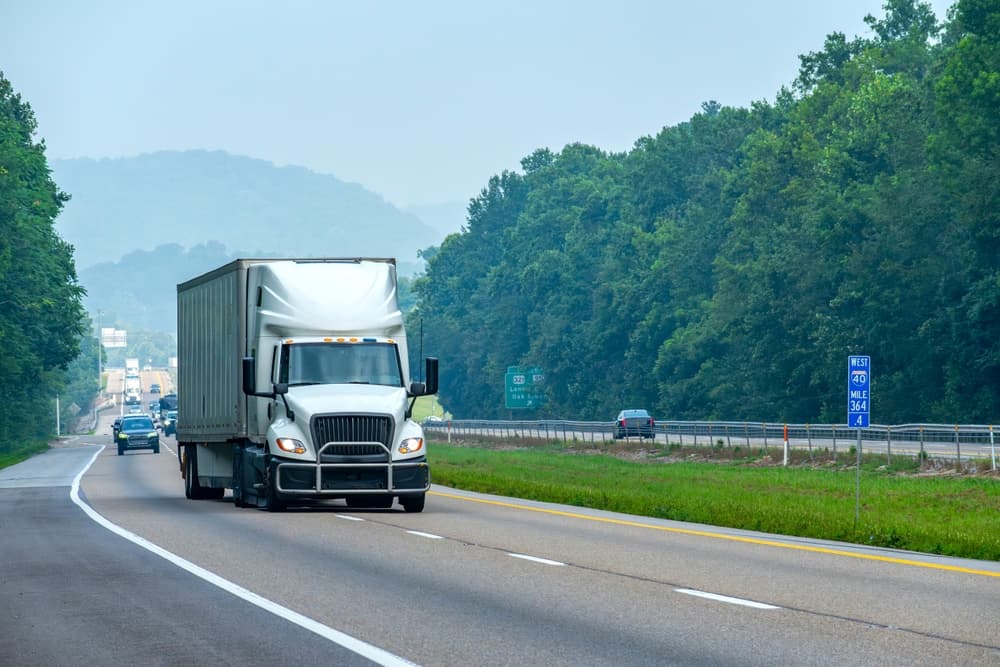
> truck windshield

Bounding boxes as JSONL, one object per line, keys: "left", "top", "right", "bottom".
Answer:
{"left": 280, "top": 342, "right": 403, "bottom": 388}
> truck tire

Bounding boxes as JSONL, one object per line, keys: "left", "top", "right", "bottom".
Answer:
{"left": 264, "top": 461, "right": 285, "bottom": 512}
{"left": 185, "top": 447, "right": 208, "bottom": 499}
{"left": 401, "top": 494, "right": 425, "bottom": 513}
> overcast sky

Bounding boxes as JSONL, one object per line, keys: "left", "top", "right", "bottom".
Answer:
{"left": 2, "top": 1, "right": 953, "bottom": 209}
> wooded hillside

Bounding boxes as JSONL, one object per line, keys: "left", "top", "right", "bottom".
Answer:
{"left": 412, "top": 0, "right": 999, "bottom": 424}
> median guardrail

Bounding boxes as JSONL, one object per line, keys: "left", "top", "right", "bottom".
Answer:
{"left": 423, "top": 419, "right": 998, "bottom": 469}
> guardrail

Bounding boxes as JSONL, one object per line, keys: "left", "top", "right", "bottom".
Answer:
{"left": 423, "top": 419, "right": 998, "bottom": 469}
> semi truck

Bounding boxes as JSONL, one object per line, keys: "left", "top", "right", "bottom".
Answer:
{"left": 125, "top": 358, "right": 140, "bottom": 377}
{"left": 123, "top": 376, "right": 142, "bottom": 404}
{"left": 175, "top": 258, "right": 438, "bottom": 512}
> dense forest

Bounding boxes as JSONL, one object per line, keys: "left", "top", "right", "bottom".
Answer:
{"left": 411, "top": 0, "right": 999, "bottom": 424}
{"left": 0, "top": 72, "right": 87, "bottom": 449}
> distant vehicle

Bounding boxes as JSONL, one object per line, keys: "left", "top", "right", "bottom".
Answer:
{"left": 423, "top": 415, "right": 443, "bottom": 424}
{"left": 614, "top": 409, "right": 655, "bottom": 439}
{"left": 143, "top": 364, "right": 152, "bottom": 372}
{"left": 126, "top": 404, "right": 144, "bottom": 415}
{"left": 125, "top": 358, "right": 140, "bottom": 378}
{"left": 150, "top": 383, "right": 161, "bottom": 394}
{"left": 117, "top": 415, "right": 159, "bottom": 455}
{"left": 158, "top": 393, "right": 178, "bottom": 413}
{"left": 112, "top": 416, "right": 123, "bottom": 442}
{"left": 161, "top": 410, "right": 178, "bottom": 436}
{"left": 149, "top": 401, "right": 160, "bottom": 415}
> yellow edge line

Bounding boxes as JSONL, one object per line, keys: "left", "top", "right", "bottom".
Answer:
{"left": 429, "top": 490, "right": 1000, "bottom": 578}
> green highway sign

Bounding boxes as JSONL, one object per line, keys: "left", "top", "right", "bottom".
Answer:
{"left": 505, "top": 366, "right": 546, "bottom": 409}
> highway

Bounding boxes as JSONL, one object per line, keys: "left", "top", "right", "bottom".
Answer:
{"left": 0, "top": 408, "right": 997, "bottom": 665}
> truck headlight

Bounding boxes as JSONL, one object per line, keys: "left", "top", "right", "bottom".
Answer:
{"left": 275, "top": 437, "right": 306, "bottom": 454}
{"left": 398, "top": 437, "right": 423, "bottom": 454}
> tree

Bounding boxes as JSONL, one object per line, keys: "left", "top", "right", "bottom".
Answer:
{"left": 0, "top": 72, "right": 86, "bottom": 447}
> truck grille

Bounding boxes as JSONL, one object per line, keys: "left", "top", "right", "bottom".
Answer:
{"left": 312, "top": 415, "right": 393, "bottom": 462}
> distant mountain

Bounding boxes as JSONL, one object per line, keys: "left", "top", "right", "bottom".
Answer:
{"left": 52, "top": 150, "right": 441, "bottom": 272}
{"left": 78, "top": 241, "right": 237, "bottom": 335}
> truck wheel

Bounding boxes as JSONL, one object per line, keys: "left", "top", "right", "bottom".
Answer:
{"left": 401, "top": 494, "right": 425, "bottom": 513}
{"left": 264, "top": 462, "right": 285, "bottom": 512}
{"left": 185, "top": 447, "right": 206, "bottom": 499}
{"left": 232, "top": 453, "right": 247, "bottom": 507}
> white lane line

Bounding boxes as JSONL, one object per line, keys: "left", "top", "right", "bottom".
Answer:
{"left": 510, "top": 553, "right": 566, "bottom": 566}
{"left": 336, "top": 514, "right": 366, "bottom": 522}
{"left": 71, "top": 446, "right": 417, "bottom": 667}
{"left": 406, "top": 530, "right": 443, "bottom": 540}
{"left": 675, "top": 588, "right": 780, "bottom": 610}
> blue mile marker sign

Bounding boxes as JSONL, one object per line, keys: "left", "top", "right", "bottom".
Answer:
{"left": 847, "top": 355, "right": 871, "bottom": 428}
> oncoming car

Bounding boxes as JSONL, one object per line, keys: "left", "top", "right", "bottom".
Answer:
{"left": 117, "top": 415, "right": 160, "bottom": 455}
{"left": 614, "top": 409, "right": 656, "bottom": 439}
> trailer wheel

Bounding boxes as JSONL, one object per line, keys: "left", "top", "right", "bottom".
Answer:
{"left": 185, "top": 447, "right": 210, "bottom": 499}
{"left": 401, "top": 494, "right": 425, "bottom": 513}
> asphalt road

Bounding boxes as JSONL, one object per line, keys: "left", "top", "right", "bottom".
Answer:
{"left": 2, "top": 421, "right": 998, "bottom": 665}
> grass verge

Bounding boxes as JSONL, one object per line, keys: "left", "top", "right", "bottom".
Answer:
{"left": 428, "top": 441, "right": 1000, "bottom": 561}
{"left": 0, "top": 441, "right": 51, "bottom": 470}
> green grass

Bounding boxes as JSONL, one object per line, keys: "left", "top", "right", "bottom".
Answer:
{"left": 412, "top": 395, "right": 449, "bottom": 423}
{"left": 0, "top": 441, "right": 50, "bottom": 470}
{"left": 428, "top": 442, "right": 1000, "bottom": 561}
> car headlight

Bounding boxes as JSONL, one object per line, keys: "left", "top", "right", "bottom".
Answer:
{"left": 398, "top": 437, "right": 423, "bottom": 454}
{"left": 118, "top": 433, "right": 128, "bottom": 439}
{"left": 148, "top": 432, "right": 158, "bottom": 440}
{"left": 275, "top": 437, "right": 306, "bottom": 454}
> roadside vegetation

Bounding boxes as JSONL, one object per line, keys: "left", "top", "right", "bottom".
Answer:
{"left": 0, "top": 442, "right": 50, "bottom": 470}
{"left": 428, "top": 437, "right": 1000, "bottom": 561}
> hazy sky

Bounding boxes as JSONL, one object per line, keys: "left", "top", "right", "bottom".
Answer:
{"left": 2, "top": 1, "right": 953, "bottom": 209}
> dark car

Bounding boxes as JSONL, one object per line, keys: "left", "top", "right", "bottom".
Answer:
{"left": 160, "top": 410, "right": 178, "bottom": 436}
{"left": 150, "top": 383, "right": 161, "bottom": 394}
{"left": 112, "top": 416, "right": 123, "bottom": 442}
{"left": 117, "top": 415, "right": 160, "bottom": 455}
{"left": 614, "top": 409, "right": 656, "bottom": 439}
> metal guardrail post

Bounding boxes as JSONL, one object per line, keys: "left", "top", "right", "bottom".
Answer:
{"left": 763, "top": 423, "right": 768, "bottom": 449}
{"left": 806, "top": 423, "right": 813, "bottom": 462}
{"left": 886, "top": 427, "right": 892, "bottom": 466}
{"left": 744, "top": 423, "right": 750, "bottom": 449}
{"left": 919, "top": 426, "right": 924, "bottom": 466}
{"left": 832, "top": 425, "right": 837, "bottom": 458}
{"left": 725, "top": 424, "right": 731, "bottom": 449}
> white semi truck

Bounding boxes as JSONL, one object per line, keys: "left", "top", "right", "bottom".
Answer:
{"left": 176, "top": 258, "right": 438, "bottom": 512}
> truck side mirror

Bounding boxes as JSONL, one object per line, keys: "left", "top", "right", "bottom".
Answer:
{"left": 424, "top": 357, "right": 439, "bottom": 395}
{"left": 242, "top": 357, "right": 256, "bottom": 395}
{"left": 273, "top": 382, "right": 288, "bottom": 395}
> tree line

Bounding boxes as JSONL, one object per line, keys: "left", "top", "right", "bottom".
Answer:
{"left": 0, "top": 72, "right": 87, "bottom": 450}
{"left": 410, "top": 0, "right": 998, "bottom": 424}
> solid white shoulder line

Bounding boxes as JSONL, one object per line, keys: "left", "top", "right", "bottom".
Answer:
{"left": 675, "top": 588, "right": 780, "bottom": 610}
{"left": 70, "top": 446, "right": 419, "bottom": 667}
